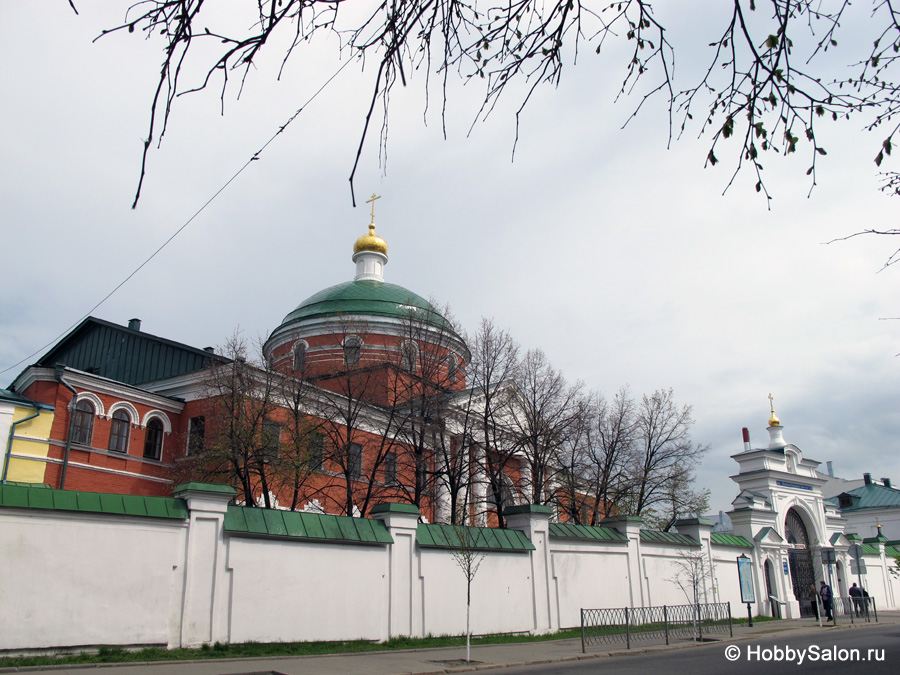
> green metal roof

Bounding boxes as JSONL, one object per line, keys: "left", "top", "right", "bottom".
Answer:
{"left": 548, "top": 522, "right": 628, "bottom": 543}
{"left": 278, "top": 281, "right": 457, "bottom": 333}
{"left": 416, "top": 523, "right": 535, "bottom": 552}
{"left": 640, "top": 530, "right": 700, "bottom": 547}
{"left": 863, "top": 533, "right": 889, "bottom": 544}
{"left": 0, "top": 484, "right": 188, "bottom": 519}
{"left": 861, "top": 543, "right": 880, "bottom": 555}
{"left": 28, "top": 317, "right": 220, "bottom": 386}
{"left": 828, "top": 483, "right": 900, "bottom": 512}
{"left": 885, "top": 545, "right": 900, "bottom": 557}
{"left": 710, "top": 533, "right": 753, "bottom": 548}
{"left": 224, "top": 506, "right": 393, "bottom": 545}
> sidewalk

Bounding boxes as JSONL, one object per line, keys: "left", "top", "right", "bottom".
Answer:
{"left": 5, "top": 612, "right": 899, "bottom": 675}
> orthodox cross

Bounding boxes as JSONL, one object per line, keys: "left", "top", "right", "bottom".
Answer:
{"left": 366, "top": 193, "right": 381, "bottom": 224}
{"left": 768, "top": 393, "right": 776, "bottom": 415}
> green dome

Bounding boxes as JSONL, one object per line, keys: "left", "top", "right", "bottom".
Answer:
{"left": 279, "top": 280, "right": 454, "bottom": 332}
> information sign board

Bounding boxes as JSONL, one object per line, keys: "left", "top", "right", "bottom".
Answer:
{"left": 737, "top": 556, "right": 756, "bottom": 603}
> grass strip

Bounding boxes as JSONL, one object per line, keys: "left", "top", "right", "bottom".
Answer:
{"left": 0, "top": 628, "right": 584, "bottom": 668}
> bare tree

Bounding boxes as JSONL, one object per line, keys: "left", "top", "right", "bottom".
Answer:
{"left": 582, "top": 387, "right": 640, "bottom": 525}
{"left": 305, "top": 316, "right": 403, "bottom": 517}
{"left": 388, "top": 302, "right": 469, "bottom": 518}
{"left": 467, "top": 318, "right": 521, "bottom": 528}
{"left": 625, "top": 389, "right": 709, "bottom": 526}
{"left": 550, "top": 393, "right": 592, "bottom": 524}
{"left": 505, "top": 348, "right": 582, "bottom": 506}
{"left": 178, "top": 333, "right": 281, "bottom": 507}
{"left": 670, "top": 544, "right": 717, "bottom": 611}
{"left": 267, "top": 365, "right": 325, "bottom": 511}
{"left": 448, "top": 524, "right": 487, "bottom": 663}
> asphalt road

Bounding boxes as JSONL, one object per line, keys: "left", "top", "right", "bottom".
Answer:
{"left": 501, "top": 623, "right": 900, "bottom": 674}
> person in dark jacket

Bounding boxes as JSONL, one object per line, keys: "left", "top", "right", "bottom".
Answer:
{"left": 819, "top": 581, "right": 834, "bottom": 621}
{"left": 849, "top": 582, "right": 862, "bottom": 616}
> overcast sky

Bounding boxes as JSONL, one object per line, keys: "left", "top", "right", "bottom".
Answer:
{"left": 2, "top": 3, "right": 898, "bottom": 517}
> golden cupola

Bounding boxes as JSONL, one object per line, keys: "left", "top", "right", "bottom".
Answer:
{"left": 352, "top": 194, "right": 389, "bottom": 282}
{"left": 353, "top": 222, "right": 388, "bottom": 255}
{"left": 767, "top": 393, "right": 780, "bottom": 427}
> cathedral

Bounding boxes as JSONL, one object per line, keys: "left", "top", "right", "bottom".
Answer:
{"left": 1, "top": 206, "right": 520, "bottom": 524}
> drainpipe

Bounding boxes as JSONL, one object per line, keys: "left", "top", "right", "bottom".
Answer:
{"left": 2, "top": 405, "right": 41, "bottom": 485}
{"left": 54, "top": 365, "right": 78, "bottom": 490}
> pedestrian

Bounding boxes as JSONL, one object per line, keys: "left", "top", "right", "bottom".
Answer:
{"left": 849, "top": 582, "right": 862, "bottom": 616}
{"left": 862, "top": 588, "right": 870, "bottom": 616}
{"left": 809, "top": 584, "right": 819, "bottom": 619}
{"left": 819, "top": 581, "right": 834, "bottom": 621}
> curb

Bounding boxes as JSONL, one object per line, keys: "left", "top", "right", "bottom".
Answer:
{"left": 1, "top": 617, "right": 897, "bottom": 674}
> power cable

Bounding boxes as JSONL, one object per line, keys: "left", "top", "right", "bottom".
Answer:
{"left": 1, "top": 57, "right": 355, "bottom": 378}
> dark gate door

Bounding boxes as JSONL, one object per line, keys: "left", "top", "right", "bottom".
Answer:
{"left": 785, "top": 508, "right": 816, "bottom": 617}
{"left": 789, "top": 548, "right": 816, "bottom": 616}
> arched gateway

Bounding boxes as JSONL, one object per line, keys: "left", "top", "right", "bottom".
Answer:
{"left": 785, "top": 508, "right": 816, "bottom": 616}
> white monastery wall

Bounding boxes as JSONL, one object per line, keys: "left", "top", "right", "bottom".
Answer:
{"left": 419, "top": 548, "right": 534, "bottom": 636}
{"left": 0, "top": 487, "right": 897, "bottom": 653}
{"left": 550, "top": 546, "right": 631, "bottom": 628}
{"left": 226, "top": 538, "right": 389, "bottom": 643}
{"left": 0, "top": 509, "right": 185, "bottom": 651}
{"left": 709, "top": 554, "right": 744, "bottom": 610}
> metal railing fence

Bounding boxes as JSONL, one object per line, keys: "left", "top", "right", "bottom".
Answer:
{"left": 581, "top": 602, "right": 733, "bottom": 651}
{"left": 831, "top": 596, "right": 878, "bottom": 623}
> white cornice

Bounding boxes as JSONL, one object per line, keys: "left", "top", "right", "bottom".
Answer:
{"left": 140, "top": 369, "right": 213, "bottom": 401}
{"left": 18, "top": 367, "right": 184, "bottom": 414}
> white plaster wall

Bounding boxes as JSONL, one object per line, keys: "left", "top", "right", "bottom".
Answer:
{"left": 418, "top": 548, "right": 534, "bottom": 636}
{"left": 709, "top": 554, "right": 744, "bottom": 609}
{"left": 550, "top": 547, "right": 631, "bottom": 628}
{"left": 225, "top": 537, "right": 389, "bottom": 643}
{"left": 843, "top": 510, "right": 900, "bottom": 540}
{"left": 0, "top": 510, "right": 186, "bottom": 650}
{"left": 640, "top": 550, "right": 704, "bottom": 607}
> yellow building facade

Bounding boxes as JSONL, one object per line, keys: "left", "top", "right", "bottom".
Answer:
{"left": 0, "top": 389, "right": 54, "bottom": 484}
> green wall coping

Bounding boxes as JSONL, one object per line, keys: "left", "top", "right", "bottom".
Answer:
{"left": 173, "top": 482, "right": 238, "bottom": 496}
{"left": 370, "top": 502, "right": 421, "bottom": 515}
{"left": 505, "top": 504, "right": 553, "bottom": 516}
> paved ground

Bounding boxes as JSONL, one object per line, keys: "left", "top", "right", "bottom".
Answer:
{"left": 4, "top": 612, "right": 898, "bottom": 675}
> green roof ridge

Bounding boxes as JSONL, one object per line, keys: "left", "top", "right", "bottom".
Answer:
{"left": 416, "top": 523, "right": 535, "bottom": 552}
{"left": 0, "top": 484, "right": 187, "bottom": 520}
{"left": 224, "top": 505, "right": 393, "bottom": 545}
{"left": 547, "top": 522, "right": 628, "bottom": 542}
{"left": 639, "top": 530, "right": 700, "bottom": 547}
{"left": 710, "top": 532, "right": 753, "bottom": 548}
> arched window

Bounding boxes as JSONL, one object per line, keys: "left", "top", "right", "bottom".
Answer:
{"left": 293, "top": 341, "right": 308, "bottom": 371}
{"left": 143, "top": 418, "right": 164, "bottom": 460}
{"left": 72, "top": 400, "right": 95, "bottom": 446}
{"left": 400, "top": 341, "right": 419, "bottom": 373}
{"left": 108, "top": 410, "right": 131, "bottom": 453}
{"left": 343, "top": 335, "right": 362, "bottom": 367}
{"left": 446, "top": 354, "right": 458, "bottom": 383}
